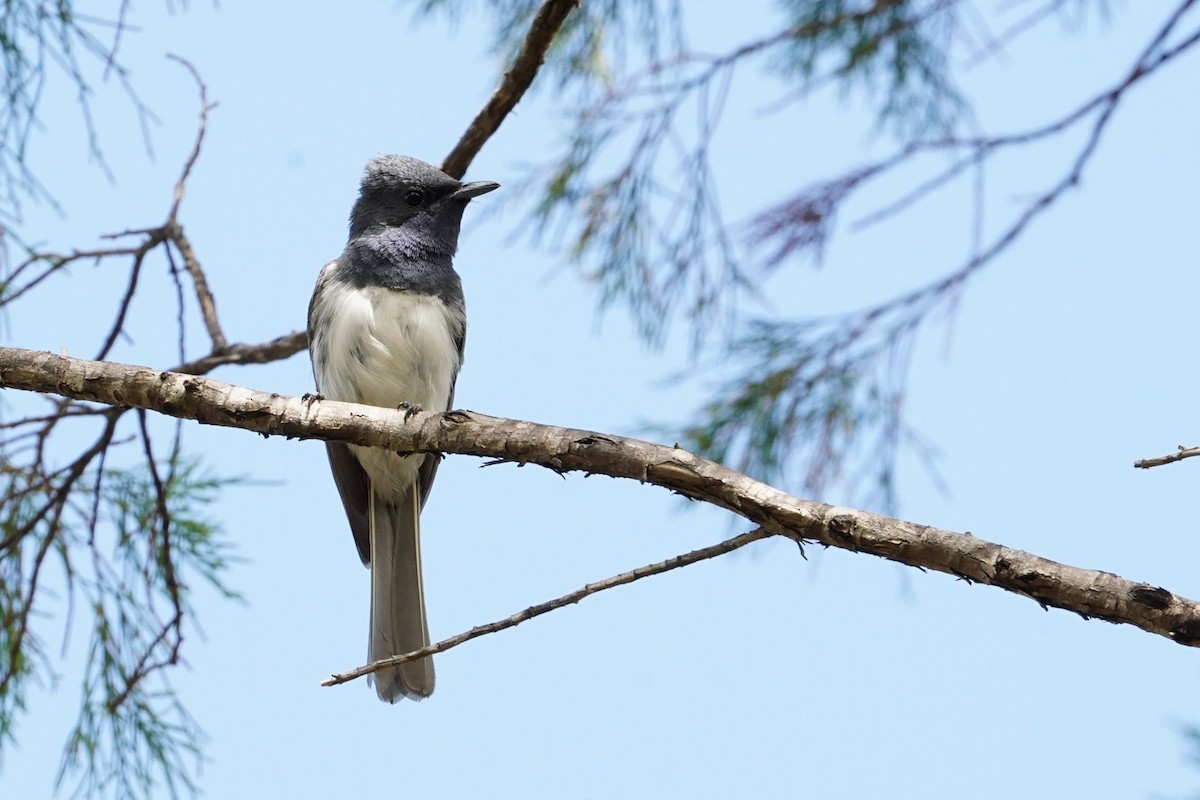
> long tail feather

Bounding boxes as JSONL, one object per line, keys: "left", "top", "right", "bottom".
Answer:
{"left": 368, "top": 487, "right": 434, "bottom": 701}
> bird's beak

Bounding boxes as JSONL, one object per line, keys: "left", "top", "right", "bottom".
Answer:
{"left": 451, "top": 180, "right": 500, "bottom": 200}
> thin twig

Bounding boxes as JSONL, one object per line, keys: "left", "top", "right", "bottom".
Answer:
{"left": 166, "top": 223, "right": 226, "bottom": 351}
{"left": 854, "top": 0, "right": 1200, "bottom": 233}
{"left": 0, "top": 409, "right": 121, "bottom": 555}
{"left": 0, "top": 502, "right": 62, "bottom": 698}
{"left": 93, "top": 243, "right": 158, "bottom": 361}
{"left": 164, "top": 54, "right": 226, "bottom": 351}
{"left": 104, "top": 411, "right": 185, "bottom": 713}
{"left": 2, "top": 244, "right": 144, "bottom": 307}
{"left": 1134, "top": 445, "right": 1200, "bottom": 470}
{"left": 170, "top": 330, "right": 308, "bottom": 375}
{"left": 324, "top": 528, "right": 773, "bottom": 687}
{"left": 164, "top": 55, "right": 213, "bottom": 225}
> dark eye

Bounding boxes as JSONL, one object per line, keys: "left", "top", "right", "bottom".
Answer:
{"left": 404, "top": 189, "right": 425, "bottom": 207}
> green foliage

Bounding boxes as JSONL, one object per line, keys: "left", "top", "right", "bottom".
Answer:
{"left": 506, "top": 0, "right": 971, "bottom": 350}
{"left": 671, "top": 313, "right": 940, "bottom": 511}
{"left": 773, "top": 0, "right": 966, "bottom": 137}
{"left": 0, "top": 0, "right": 154, "bottom": 222}
{"left": 527, "top": 91, "right": 745, "bottom": 348}
{"left": 409, "top": 0, "right": 1140, "bottom": 508}
{"left": 0, "top": 441, "right": 240, "bottom": 800}
{"left": 0, "top": 468, "right": 53, "bottom": 754}
{"left": 412, "top": 0, "right": 984, "bottom": 501}
{"left": 418, "top": 0, "right": 683, "bottom": 92}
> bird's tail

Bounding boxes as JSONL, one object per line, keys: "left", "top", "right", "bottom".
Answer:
{"left": 368, "top": 487, "right": 434, "bottom": 702}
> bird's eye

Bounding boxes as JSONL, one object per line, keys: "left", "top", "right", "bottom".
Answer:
{"left": 404, "top": 189, "right": 425, "bottom": 207}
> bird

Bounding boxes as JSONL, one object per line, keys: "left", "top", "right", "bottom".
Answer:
{"left": 307, "top": 155, "right": 498, "bottom": 702}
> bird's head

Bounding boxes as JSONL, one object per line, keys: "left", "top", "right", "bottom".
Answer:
{"left": 348, "top": 155, "right": 499, "bottom": 255}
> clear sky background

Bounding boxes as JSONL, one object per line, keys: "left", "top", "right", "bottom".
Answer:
{"left": 4, "top": 1, "right": 1200, "bottom": 798}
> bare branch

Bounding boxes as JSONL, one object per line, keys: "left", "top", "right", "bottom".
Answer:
{"left": 0, "top": 409, "right": 120, "bottom": 701}
{"left": 441, "top": 0, "right": 579, "bottom": 179}
{"left": 2, "top": 243, "right": 146, "bottom": 307}
{"left": 94, "top": 236, "right": 157, "bottom": 361}
{"left": 170, "top": 330, "right": 308, "bottom": 375}
{"left": 0, "top": 2, "right": 152, "bottom": 214}
{"left": 163, "top": 54, "right": 227, "bottom": 352}
{"left": 2, "top": 346, "right": 1199, "bottom": 649}
{"left": 165, "top": 222, "right": 226, "bottom": 352}
{"left": 851, "top": 0, "right": 1200, "bottom": 233}
{"left": 164, "top": 55, "right": 212, "bottom": 225}
{"left": 0, "top": 409, "right": 121, "bottom": 555}
{"left": 1135, "top": 445, "right": 1200, "bottom": 470}
{"left": 324, "top": 527, "right": 774, "bottom": 688}
{"left": 712, "top": 3, "right": 1200, "bottom": 498}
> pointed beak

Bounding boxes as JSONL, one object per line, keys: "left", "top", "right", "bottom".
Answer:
{"left": 451, "top": 180, "right": 500, "bottom": 201}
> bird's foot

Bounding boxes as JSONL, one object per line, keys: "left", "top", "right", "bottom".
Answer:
{"left": 301, "top": 392, "right": 324, "bottom": 408}
{"left": 396, "top": 401, "right": 423, "bottom": 421}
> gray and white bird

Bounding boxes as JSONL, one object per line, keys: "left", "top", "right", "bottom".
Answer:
{"left": 308, "top": 155, "right": 498, "bottom": 702}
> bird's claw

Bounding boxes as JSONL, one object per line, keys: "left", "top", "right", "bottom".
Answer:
{"left": 397, "top": 401, "right": 423, "bottom": 421}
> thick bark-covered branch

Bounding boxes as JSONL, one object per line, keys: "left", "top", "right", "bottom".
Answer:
{"left": 2, "top": 345, "right": 1199, "bottom": 648}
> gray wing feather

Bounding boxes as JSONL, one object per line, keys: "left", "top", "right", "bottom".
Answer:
{"left": 312, "top": 259, "right": 375, "bottom": 564}
{"left": 324, "top": 442, "right": 372, "bottom": 565}
{"left": 414, "top": 318, "right": 463, "bottom": 509}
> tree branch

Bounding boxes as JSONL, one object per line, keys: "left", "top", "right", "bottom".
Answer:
{"left": 440, "top": 0, "right": 578, "bottom": 179}
{"left": 163, "top": 54, "right": 227, "bottom": 353}
{"left": 2, "top": 345, "right": 1199, "bottom": 652}
{"left": 324, "top": 527, "right": 774, "bottom": 688}
{"left": 170, "top": 330, "right": 308, "bottom": 376}
{"left": 1135, "top": 445, "right": 1200, "bottom": 470}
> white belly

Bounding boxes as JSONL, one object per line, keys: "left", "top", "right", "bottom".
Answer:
{"left": 316, "top": 282, "right": 463, "bottom": 498}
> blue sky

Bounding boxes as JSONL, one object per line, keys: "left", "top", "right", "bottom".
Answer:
{"left": 5, "top": 1, "right": 1200, "bottom": 798}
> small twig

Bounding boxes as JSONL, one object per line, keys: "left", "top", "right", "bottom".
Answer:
{"left": 164, "top": 55, "right": 213, "bottom": 225}
{"left": 323, "top": 527, "right": 773, "bottom": 687}
{"left": 136, "top": 411, "right": 181, "bottom": 622}
{"left": 441, "top": 0, "right": 578, "bottom": 179}
{"left": 961, "top": 0, "right": 1057, "bottom": 70}
{"left": 854, "top": 0, "right": 1200, "bottom": 234}
{"left": 1134, "top": 445, "right": 1200, "bottom": 470}
{"left": 0, "top": 502, "right": 61, "bottom": 698}
{"left": 170, "top": 330, "right": 308, "bottom": 375}
{"left": 166, "top": 222, "right": 226, "bottom": 351}
{"left": 93, "top": 243, "right": 158, "bottom": 362}
{"left": 100, "top": 0, "right": 134, "bottom": 80}
{"left": 0, "top": 404, "right": 108, "bottom": 429}
{"left": 163, "top": 54, "right": 227, "bottom": 352}
{"left": 163, "top": 230, "right": 188, "bottom": 364}
{"left": 99, "top": 226, "right": 160, "bottom": 239}
{"left": 0, "top": 410, "right": 121, "bottom": 555}
{"left": 1, "top": 244, "right": 145, "bottom": 308}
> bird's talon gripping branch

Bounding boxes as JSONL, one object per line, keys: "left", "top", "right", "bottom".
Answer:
{"left": 397, "top": 400, "right": 423, "bottom": 421}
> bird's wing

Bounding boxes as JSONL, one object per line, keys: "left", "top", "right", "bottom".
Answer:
{"left": 416, "top": 303, "right": 465, "bottom": 510}
{"left": 325, "top": 441, "right": 372, "bottom": 565}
